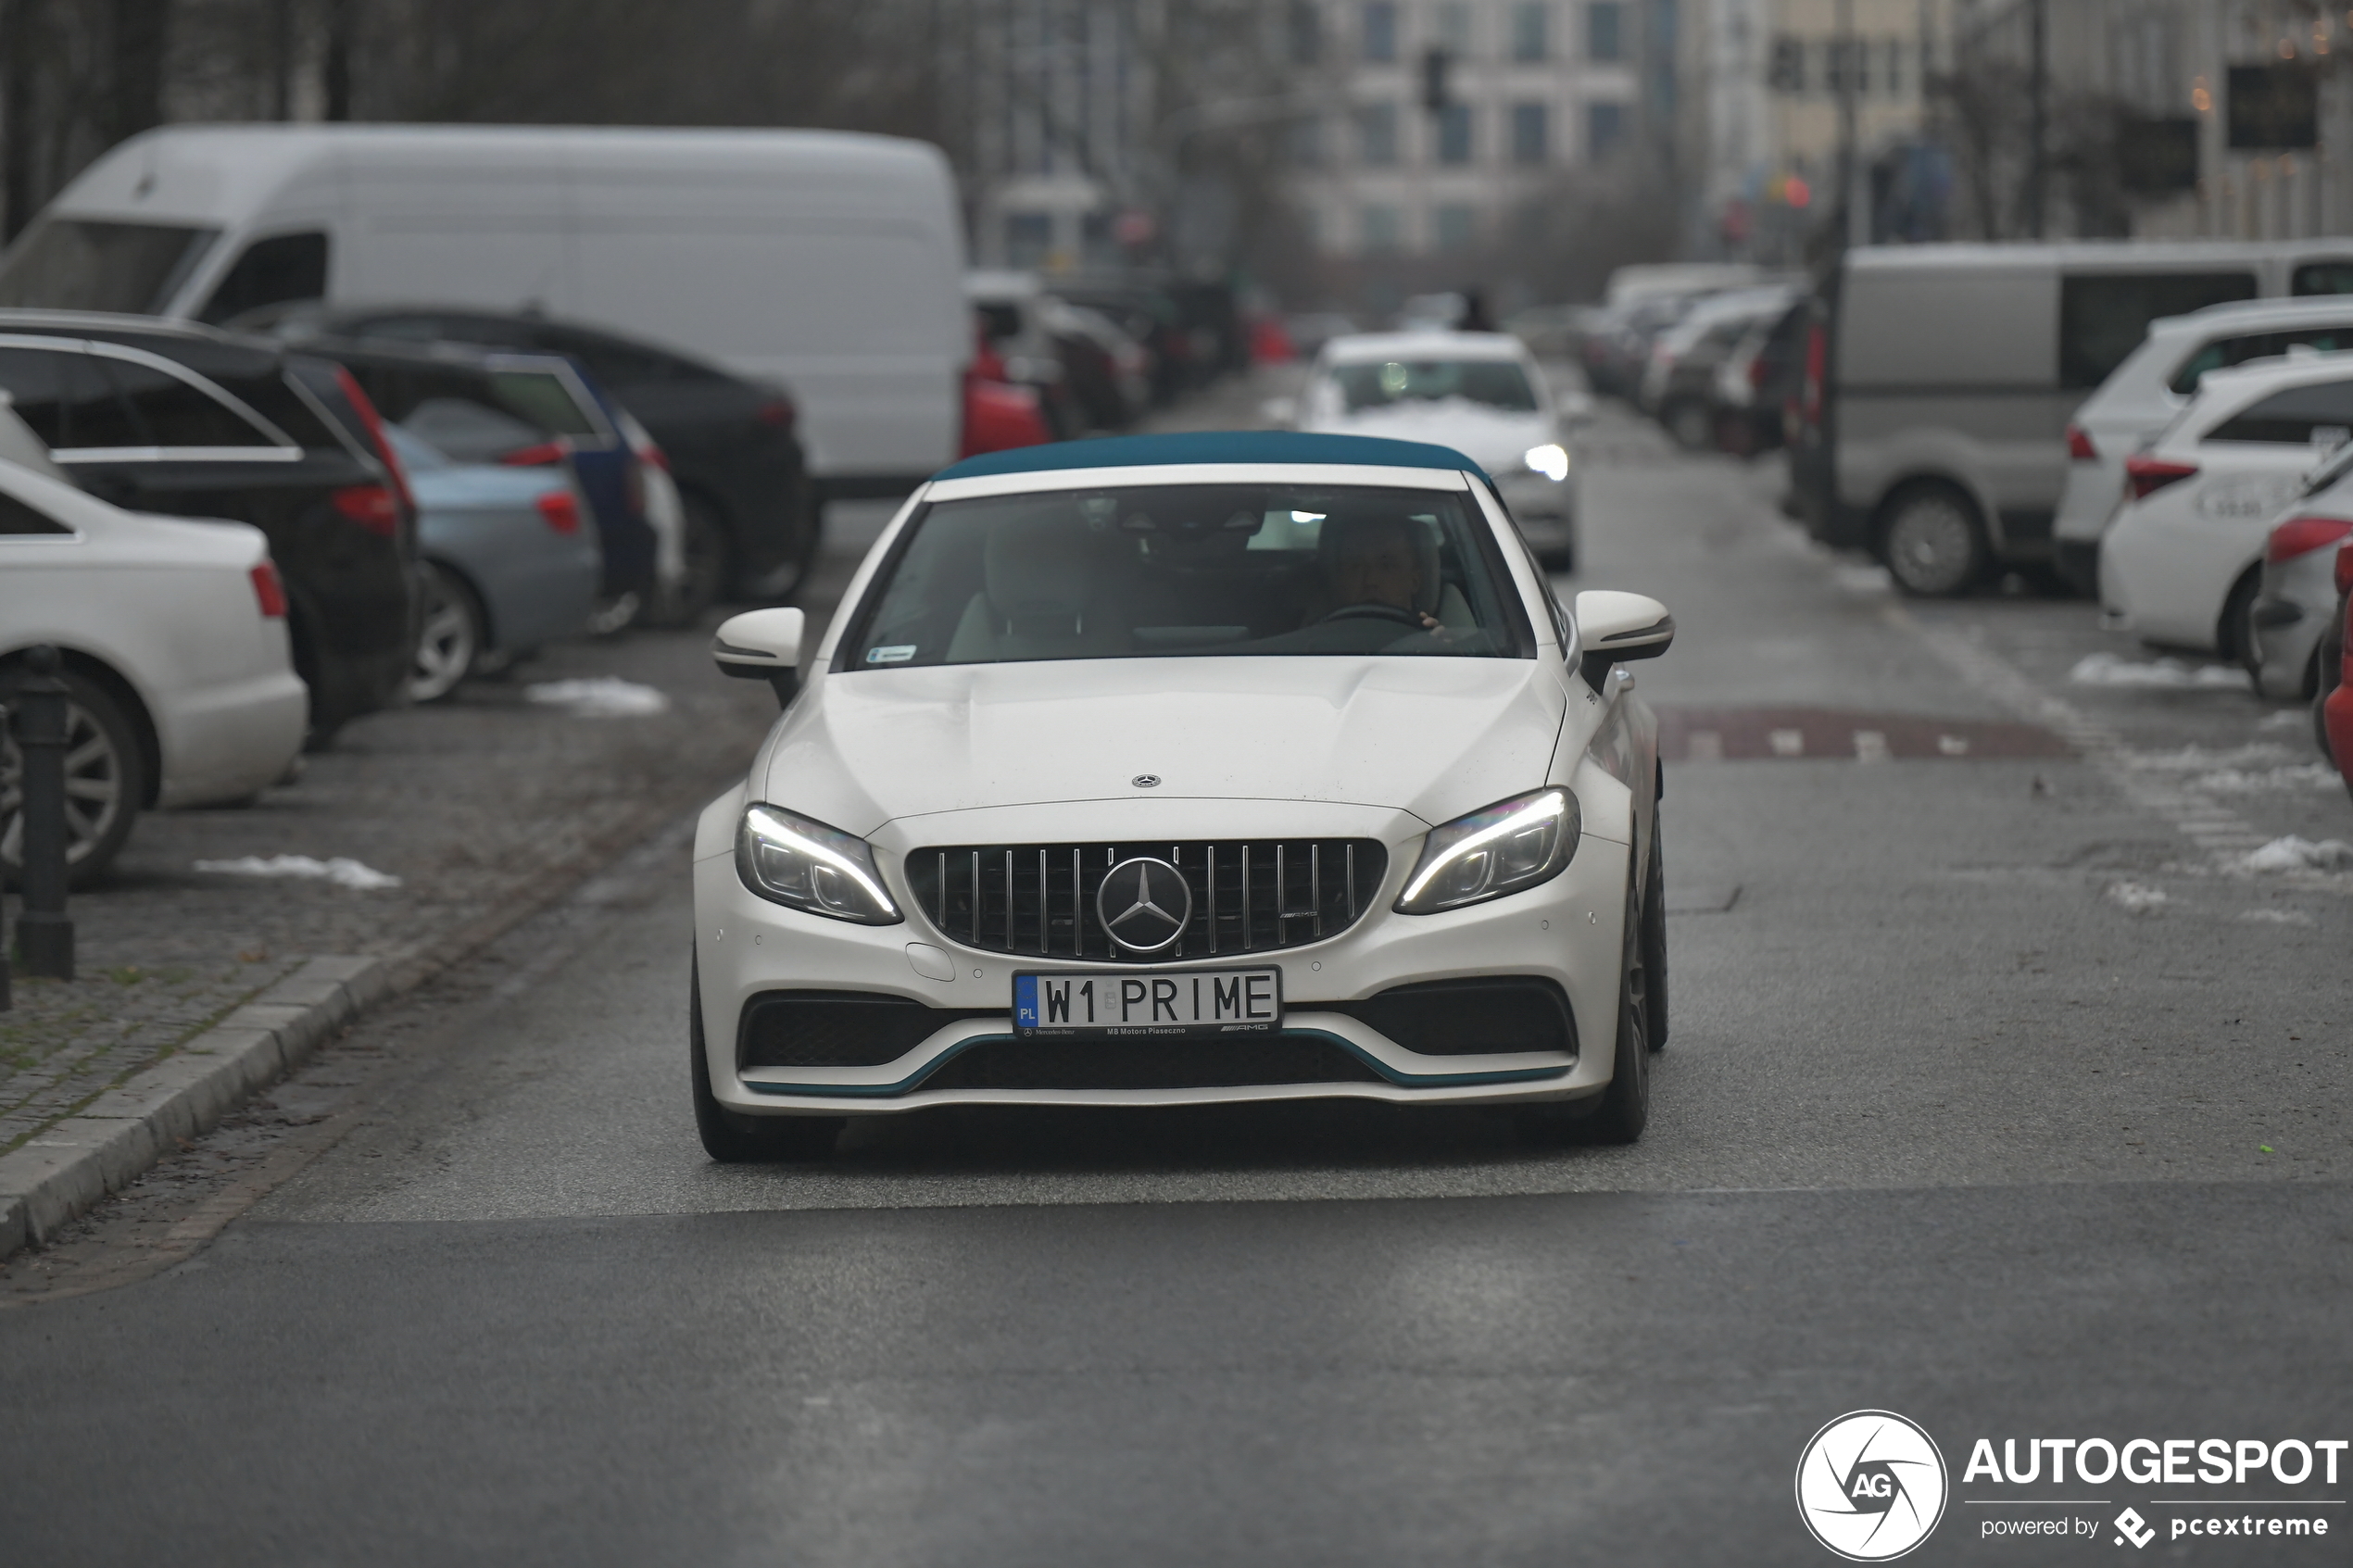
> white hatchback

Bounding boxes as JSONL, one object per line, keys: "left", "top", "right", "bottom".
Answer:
{"left": 2101, "top": 358, "right": 2353, "bottom": 659}
{"left": 1, "top": 456, "right": 308, "bottom": 884}
{"left": 688, "top": 432, "right": 1674, "bottom": 1160}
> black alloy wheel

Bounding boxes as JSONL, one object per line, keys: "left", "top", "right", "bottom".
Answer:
{"left": 689, "top": 956, "right": 846, "bottom": 1162}
{"left": 646, "top": 494, "right": 733, "bottom": 628}
{"left": 1, "top": 668, "right": 143, "bottom": 890}
{"left": 1642, "top": 797, "right": 1668, "bottom": 1052}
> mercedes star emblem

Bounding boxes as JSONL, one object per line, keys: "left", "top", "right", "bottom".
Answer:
{"left": 1131, "top": 773, "right": 1162, "bottom": 788}
{"left": 1096, "top": 856, "right": 1191, "bottom": 952}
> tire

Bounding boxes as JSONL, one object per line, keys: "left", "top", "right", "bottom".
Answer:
{"left": 408, "top": 561, "right": 484, "bottom": 704}
{"left": 2317, "top": 607, "right": 2344, "bottom": 765}
{"left": 689, "top": 957, "right": 844, "bottom": 1162}
{"left": 1664, "top": 398, "right": 1713, "bottom": 451}
{"left": 1, "top": 666, "right": 144, "bottom": 890}
{"left": 1880, "top": 486, "right": 1988, "bottom": 597}
{"left": 1517, "top": 846, "right": 1653, "bottom": 1147}
{"left": 646, "top": 494, "right": 733, "bottom": 628}
{"left": 2219, "top": 568, "right": 2261, "bottom": 672}
{"left": 1642, "top": 797, "right": 1668, "bottom": 1053}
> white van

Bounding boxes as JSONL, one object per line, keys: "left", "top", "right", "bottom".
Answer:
{"left": 1789, "top": 240, "right": 2353, "bottom": 596}
{"left": 0, "top": 125, "right": 969, "bottom": 496}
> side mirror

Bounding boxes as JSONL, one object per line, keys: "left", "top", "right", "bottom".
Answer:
{"left": 713, "top": 607, "right": 806, "bottom": 708}
{"left": 1574, "top": 590, "right": 1673, "bottom": 690}
{"left": 1259, "top": 395, "right": 1298, "bottom": 427}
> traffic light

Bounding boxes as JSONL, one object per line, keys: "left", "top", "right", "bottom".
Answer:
{"left": 1421, "top": 45, "right": 1451, "bottom": 113}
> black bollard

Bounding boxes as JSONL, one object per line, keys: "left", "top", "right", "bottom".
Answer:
{"left": 14, "top": 646, "right": 74, "bottom": 980}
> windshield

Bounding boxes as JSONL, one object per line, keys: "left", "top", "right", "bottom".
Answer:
{"left": 1329, "top": 358, "right": 1538, "bottom": 414}
{"left": 0, "top": 218, "right": 220, "bottom": 314}
{"left": 841, "top": 483, "right": 1527, "bottom": 669}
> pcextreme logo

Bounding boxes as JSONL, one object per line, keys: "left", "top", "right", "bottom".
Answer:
{"left": 1796, "top": 1411, "right": 1952, "bottom": 1562}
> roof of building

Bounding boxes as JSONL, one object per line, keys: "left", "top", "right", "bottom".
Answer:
{"left": 932, "top": 429, "right": 1487, "bottom": 483}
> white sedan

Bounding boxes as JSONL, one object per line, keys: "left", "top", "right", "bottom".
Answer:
{"left": 1284, "top": 332, "right": 1582, "bottom": 571}
{"left": 2102, "top": 358, "right": 2353, "bottom": 660}
{"left": 687, "top": 431, "right": 1673, "bottom": 1160}
{"left": 1, "top": 455, "right": 307, "bottom": 884}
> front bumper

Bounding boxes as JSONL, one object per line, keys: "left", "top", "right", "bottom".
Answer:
{"left": 693, "top": 809, "right": 1631, "bottom": 1115}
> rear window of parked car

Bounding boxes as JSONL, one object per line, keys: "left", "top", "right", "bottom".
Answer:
{"left": 2060, "top": 272, "right": 2259, "bottom": 389}
{"left": 0, "top": 218, "right": 219, "bottom": 314}
{"left": 2168, "top": 327, "right": 2353, "bottom": 394}
{"left": 1329, "top": 358, "right": 1538, "bottom": 413}
{"left": 2204, "top": 378, "right": 2353, "bottom": 445}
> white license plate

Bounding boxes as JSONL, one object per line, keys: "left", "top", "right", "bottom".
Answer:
{"left": 1013, "top": 967, "right": 1283, "bottom": 1038}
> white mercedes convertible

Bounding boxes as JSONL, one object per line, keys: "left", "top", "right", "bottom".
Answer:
{"left": 689, "top": 431, "right": 1673, "bottom": 1160}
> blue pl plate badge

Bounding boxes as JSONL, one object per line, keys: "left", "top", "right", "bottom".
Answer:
{"left": 1014, "top": 974, "right": 1039, "bottom": 1029}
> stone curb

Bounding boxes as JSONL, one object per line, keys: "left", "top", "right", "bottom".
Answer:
{"left": 0, "top": 954, "right": 392, "bottom": 1260}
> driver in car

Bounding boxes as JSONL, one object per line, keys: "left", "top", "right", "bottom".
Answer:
{"left": 1318, "top": 512, "right": 1451, "bottom": 634}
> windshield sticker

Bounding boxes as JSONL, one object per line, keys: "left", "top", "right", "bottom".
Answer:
{"left": 866, "top": 645, "right": 917, "bottom": 664}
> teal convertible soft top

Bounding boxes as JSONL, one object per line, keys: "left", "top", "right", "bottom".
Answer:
{"left": 932, "top": 430, "right": 1489, "bottom": 483}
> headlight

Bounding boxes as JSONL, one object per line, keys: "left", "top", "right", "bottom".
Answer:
{"left": 1394, "top": 787, "right": 1579, "bottom": 914}
{"left": 736, "top": 804, "right": 901, "bottom": 924}
{"left": 1523, "top": 444, "right": 1570, "bottom": 483}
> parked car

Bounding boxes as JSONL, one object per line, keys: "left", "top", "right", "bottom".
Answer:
{"left": 2319, "top": 543, "right": 2350, "bottom": 776}
{"left": 384, "top": 426, "right": 600, "bottom": 703}
{"left": 1288, "top": 332, "right": 1578, "bottom": 571}
{"left": 686, "top": 430, "right": 1674, "bottom": 1161}
{"left": 0, "top": 124, "right": 967, "bottom": 505}
{"left": 1711, "top": 299, "right": 1809, "bottom": 458}
{"left": 1791, "top": 239, "right": 2353, "bottom": 596}
{"left": 313, "top": 338, "right": 658, "bottom": 627}
{"left": 1640, "top": 287, "right": 1796, "bottom": 447}
{"left": 1, "top": 452, "right": 307, "bottom": 885}
{"left": 0, "top": 310, "right": 416, "bottom": 741}
{"left": 257, "top": 305, "right": 812, "bottom": 611}
{"left": 2055, "top": 295, "right": 2353, "bottom": 592}
{"left": 967, "top": 271, "right": 1078, "bottom": 440}
{"left": 1038, "top": 296, "right": 1151, "bottom": 433}
{"left": 2099, "top": 358, "right": 2353, "bottom": 660}
{"left": 2250, "top": 443, "right": 2353, "bottom": 702}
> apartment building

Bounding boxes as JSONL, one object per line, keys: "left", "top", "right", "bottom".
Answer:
{"left": 1285, "top": 1, "right": 1649, "bottom": 260}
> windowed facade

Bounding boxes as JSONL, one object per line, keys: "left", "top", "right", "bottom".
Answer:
{"left": 1436, "top": 103, "right": 1475, "bottom": 165}
{"left": 1511, "top": 102, "right": 1549, "bottom": 165}
{"left": 1434, "top": 1, "right": 1472, "bottom": 56}
{"left": 1290, "top": 0, "right": 1322, "bottom": 64}
{"left": 1290, "top": 115, "right": 1326, "bottom": 168}
{"left": 1510, "top": 2, "right": 1548, "bottom": 62}
{"left": 1587, "top": 100, "right": 1626, "bottom": 160}
{"left": 1362, "top": 204, "right": 1403, "bottom": 252}
{"left": 1358, "top": 101, "right": 1401, "bottom": 166}
{"left": 1433, "top": 204, "right": 1477, "bottom": 251}
{"left": 1586, "top": 2, "right": 1623, "bottom": 63}
{"left": 1363, "top": 1, "right": 1398, "bottom": 62}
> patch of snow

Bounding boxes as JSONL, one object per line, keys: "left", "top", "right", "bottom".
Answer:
{"left": 2189, "top": 763, "right": 2342, "bottom": 793}
{"left": 1936, "top": 734, "right": 1971, "bottom": 757}
{"left": 524, "top": 677, "right": 672, "bottom": 718}
{"left": 2069, "top": 653, "right": 2249, "bottom": 690}
{"left": 2236, "top": 835, "right": 2353, "bottom": 873}
{"left": 2238, "top": 908, "right": 2316, "bottom": 926}
{"left": 2122, "top": 743, "right": 2294, "bottom": 771}
{"left": 1833, "top": 565, "right": 1893, "bottom": 594}
{"left": 195, "top": 854, "right": 401, "bottom": 890}
{"left": 2258, "top": 709, "right": 2306, "bottom": 730}
{"left": 2105, "top": 881, "right": 2169, "bottom": 914}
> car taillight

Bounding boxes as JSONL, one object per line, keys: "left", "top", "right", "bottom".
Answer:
{"left": 2124, "top": 454, "right": 2198, "bottom": 500}
{"left": 2066, "top": 423, "right": 2098, "bottom": 462}
{"left": 330, "top": 483, "right": 400, "bottom": 537}
{"left": 331, "top": 366, "right": 415, "bottom": 518}
{"left": 755, "top": 397, "right": 796, "bottom": 432}
{"left": 2266, "top": 514, "right": 2353, "bottom": 564}
{"left": 535, "top": 490, "right": 581, "bottom": 535}
{"left": 2338, "top": 538, "right": 2353, "bottom": 597}
{"left": 498, "top": 440, "right": 569, "bottom": 467}
{"left": 249, "top": 560, "right": 287, "bottom": 618}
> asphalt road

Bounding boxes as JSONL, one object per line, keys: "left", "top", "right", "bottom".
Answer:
{"left": 2, "top": 409, "right": 2347, "bottom": 1567}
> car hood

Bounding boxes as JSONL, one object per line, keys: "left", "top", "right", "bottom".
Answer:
{"left": 1308, "top": 402, "right": 1556, "bottom": 475}
{"left": 761, "top": 656, "right": 1570, "bottom": 838}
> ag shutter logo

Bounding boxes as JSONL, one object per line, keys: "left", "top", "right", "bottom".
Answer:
{"left": 1797, "top": 1411, "right": 1951, "bottom": 1562}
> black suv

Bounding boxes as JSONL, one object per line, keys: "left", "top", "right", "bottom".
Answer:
{"left": 0, "top": 311, "right": 418, "bottom": 739}
{"left": 257, "top": 305, "right": 812, "bottom": 615}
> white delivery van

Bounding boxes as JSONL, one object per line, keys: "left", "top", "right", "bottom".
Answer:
{"left": 0, "top": 125, "right": 969, "bottom": 496}
{"left": 1788, "top": 240, "right": 2353, "bottom": 596}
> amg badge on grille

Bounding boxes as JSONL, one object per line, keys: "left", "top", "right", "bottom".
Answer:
{"left": 1096, "top": 857, "right": 1190, "bottom": 952}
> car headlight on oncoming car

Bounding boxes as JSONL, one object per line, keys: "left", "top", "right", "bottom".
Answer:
{"left": 1523, "top": 444, "right": 1570, "bottom": 483}
{"left": 1394, "top": 787, "right": 1580, "bottom": 914}
{"left": 736, "top": 804, "right": 902, "bottom": 924}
